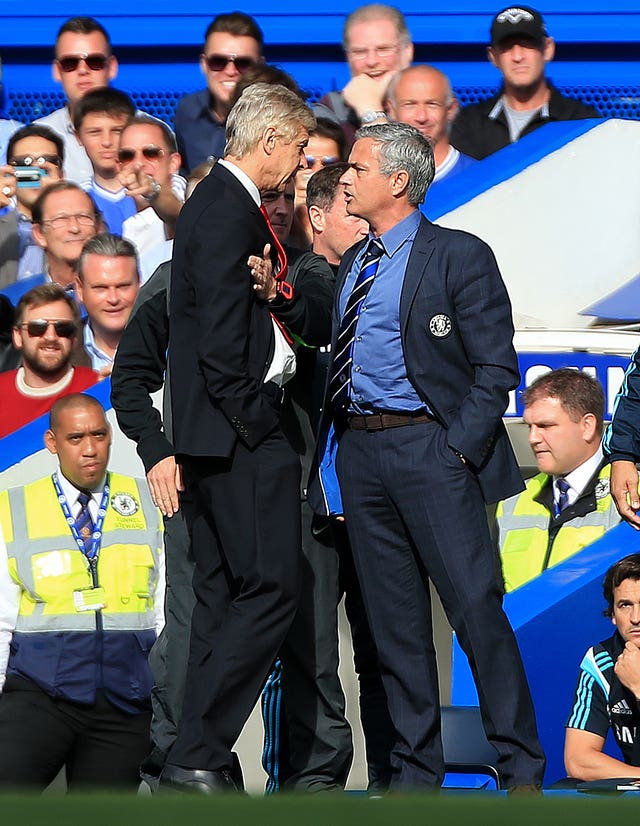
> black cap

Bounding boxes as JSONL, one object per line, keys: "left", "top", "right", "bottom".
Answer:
{"left": 490, "top": 6, "right": 547, "bottom": 45}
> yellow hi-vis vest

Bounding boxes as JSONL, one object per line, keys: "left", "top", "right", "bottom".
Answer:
{"left": 496, "top": 465, "right": 619, "bottom": 593}
{"left": 0, "top": 473, "right": 163, "bottom": 708}
{"left": 0, "top": 473, "right": 162, "bottom": 633}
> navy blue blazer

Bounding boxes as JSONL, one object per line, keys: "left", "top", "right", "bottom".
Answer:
{"left": 309, "top": 214, "right": 524, "bottom": 510}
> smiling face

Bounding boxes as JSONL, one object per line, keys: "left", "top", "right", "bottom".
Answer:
{"left": 76, "top": 253, "right": 139, "bottom": 342}
{"left": 388, "top": 67, "right": 457, "bottom": 150}
{"left": 523, "top": 395, "right": 597, "bottom": 477}
{"left": 12, "top": 298, "right": 77, "bottom": 383}
{"left": 32, "top": 188, "right": 97, "bottom": 273}
{"left": 488, "top": 35, "right": 554, "bottom": 96}
{"left": 345, "top": 18, "right": 412, "bottom": 79}
{"left": 53, "top": 30, "right": 118, "bottom": 108}
{"left": 200, "top": 32, "right": 262, "bottom": 115}
{"left": 45, "top": 400, "right": 111, "bottom": 490}
{"left": 612, "top": 579, "right": 640, "bottom": 648}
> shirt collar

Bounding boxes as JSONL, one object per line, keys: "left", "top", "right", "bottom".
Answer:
{"left": 56, "top": 468, "right": 106, "bottom": 507}
{"left": 375, "top": 210, "right": 421, "bottom": 258}
{"left": 218, "top": 159, "right": 261, "bottom": 206}
{"left": 83, "top": 322, "right": 113, "bottom": 369}
{"left": 554, "top": 446, "right": 604, "bottom": 501}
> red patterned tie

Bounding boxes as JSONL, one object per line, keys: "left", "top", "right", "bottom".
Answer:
{"left": 260, "top": 204, "right": 289, "bottom": 283}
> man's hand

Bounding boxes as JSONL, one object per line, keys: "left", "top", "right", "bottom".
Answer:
{"left": 342, "top": 71, "right": 396, "bottom": 118}
{"left": 118, "top": 163, "right": 160, "bottom": 209}
{"left": 615, "top": 641, "right": 640, "bottom": 698}
{"left": 248, "top": 243, "right": 277, "bottom": 302}
{"left": 611, "top": 460, "right": 640, "bottom": 529}
{"left": 147, "top": 456, "right": 183, "bottom": 517}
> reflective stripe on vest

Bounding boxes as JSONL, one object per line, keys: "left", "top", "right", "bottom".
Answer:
{"left": 497, "top": 467, "right": 619, "bottom": 592}
{"left": 2, "top": 473, "right": 162, "bottom": 633}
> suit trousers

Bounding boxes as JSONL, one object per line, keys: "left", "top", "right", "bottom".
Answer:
{"left": 336, "top": 419, "right": 546, "bottom": 789}
{"left": 168, "top": 429, "right": 301, "bottom": 772}
{"left": 0, "top": 675, "right": 150, "bottom": 790}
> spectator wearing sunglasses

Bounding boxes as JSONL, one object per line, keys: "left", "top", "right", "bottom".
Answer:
{"left": 174, "top": 12, "right": 264, "bottom": 176}
{"left": 290, "top": 118, "right": 347, "bottom": 250}
{"left": 0, "top": 125, "right": 64, "bottom": 289}
{"left": 74, "top": 89, "right": 137, "bottom": 236}
{"left": 1, "top": 182, "right": 99, "bottom": 308}
{"left": 118, "top": 116, "right": 185, "bottom": 260}
{"left": 35, "top": 17, "right": 118, "bottom": 185}
{"left": 0, "top": 283, "right": 97, "bottom": 438}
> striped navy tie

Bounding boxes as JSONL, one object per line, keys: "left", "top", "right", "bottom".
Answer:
{"left": 555, "top": 478, "right": 570, "bottom": 518}
{"left": 330, "top": 238, "right": 384, "bottom": 412}
{"left": 76, "top": 491, "right": 96, "bottom": 559}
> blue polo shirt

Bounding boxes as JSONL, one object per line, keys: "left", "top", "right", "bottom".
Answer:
{"left": 338, "top": 210, "right": 425, "bottom": 414}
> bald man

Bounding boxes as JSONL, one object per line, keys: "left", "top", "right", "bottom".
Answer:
{"left": 386, "top": 65, "right": 476, "bottom": 187}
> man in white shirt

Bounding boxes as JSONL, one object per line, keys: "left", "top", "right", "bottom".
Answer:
{"left": 497, "top": 368, "right": 620, "bottom": 592}
{"left": 35, "top": 17, "right": 119, "bottom": 184}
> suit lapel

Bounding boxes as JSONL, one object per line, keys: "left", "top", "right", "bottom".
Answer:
{"left": 400, "top": 216, "right": 436, "bottom": 337}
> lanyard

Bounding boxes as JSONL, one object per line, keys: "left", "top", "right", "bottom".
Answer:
{"left": 52, "top": 472, "right": 110, "bottom": 560}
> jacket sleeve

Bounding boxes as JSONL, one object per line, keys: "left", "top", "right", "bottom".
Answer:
{"left": 110, "top": 286, "right": 173, "bottom": 474}
{"left": 268, "top": 251, "right": 335, "bottom": 347}
{"left": 604, "top": 345, "right": 640, "bottom": 463}
{"left": 0, "top": 524, "right": 20, "bottom": 693}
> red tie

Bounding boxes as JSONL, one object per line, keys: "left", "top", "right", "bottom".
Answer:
{"left": 260, "top": 204, "right": 289, "bottom": 283}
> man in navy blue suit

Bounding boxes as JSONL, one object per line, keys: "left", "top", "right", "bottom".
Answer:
{"left": 310, "top": 121, "right": 545, "bottom": 791}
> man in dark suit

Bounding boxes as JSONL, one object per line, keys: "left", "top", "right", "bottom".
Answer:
{"left": 161, "top": 83, "right": 316, "bottom": 793}
{"left": 309, "top": 121, "right": 546, "bottom": 791}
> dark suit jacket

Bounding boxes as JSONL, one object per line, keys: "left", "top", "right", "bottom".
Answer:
{"left": 311, "top": 214, "right": 524, "bottom": 508}
{"left": 168, "top": 162, "right": 279, "bottom": 459}
{"left": 0, "top": 209, "right": 18, "bottom": 289}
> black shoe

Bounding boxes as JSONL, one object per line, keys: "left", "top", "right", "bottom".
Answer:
{"left": 159, "top": 764, "right": 238, "bottom": 794}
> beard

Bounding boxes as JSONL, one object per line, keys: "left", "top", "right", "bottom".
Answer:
{"left": 22, "top": 343, "right": 71, "bottom": 378}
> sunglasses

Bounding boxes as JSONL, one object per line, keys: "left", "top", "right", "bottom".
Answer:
{"left": 10, "top": 154, "right": 62, "bottom": 169}
{"left": 20, "top": 319, "right": 77, "bottom": 338}
{"left": 117, "top": 145, "right": 165, "bottom": 163}
{"left": 202, "top": 54, "right": 255, "bottom": 72}
{"left": 305, "top": 155, "right": 340, "bottom": 168}
{"left": 56, "top": 53, "right": 109, "bottom": 73}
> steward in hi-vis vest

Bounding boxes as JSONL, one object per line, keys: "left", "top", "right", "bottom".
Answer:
{"left": 0, "top": 393, "right": 164, "bottom": 791}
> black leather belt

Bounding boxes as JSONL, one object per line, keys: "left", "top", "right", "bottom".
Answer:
{"left": 345, "top": 412, "right": 433, "bottom": 431}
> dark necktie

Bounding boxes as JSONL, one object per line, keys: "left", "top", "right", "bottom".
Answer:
{"left": 555, "top": 478, "right": 571, "bottom": 518}
{"left": 259, "top": 204, "right": 289, "bottom": 282}
{"left": 75, "top": 491, "right": 96, "bottom": 559}
{"left": 329, "top": 238, "right": 384, "bottom": 412}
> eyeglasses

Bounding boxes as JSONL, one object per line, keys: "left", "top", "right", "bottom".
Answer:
{"left": 10, "top": 154, "right": 62, "bottom": 169}
{"left": 41, "top": 212, "right": 97, "bottom": 231}
{"left": 56, "top": 53, "right": 110, "bottom": 72}
{"left": 305, "top": 155, "right": 340, "bottom": 168}
{"left": 20, "top": 319, "right": 77, "bottom": 338}
{"left": 117, "top": 145, "right": 165, "bottom": 163}
{"left": 202, "top": 53, "right": 256, "bottom": 73}
{"left": 347, "top": 44, "right": 400, "bottom": 61}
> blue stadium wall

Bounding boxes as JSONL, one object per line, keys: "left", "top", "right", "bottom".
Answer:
{"left": 2, "top": 2, "right": 640, "bottom": 126}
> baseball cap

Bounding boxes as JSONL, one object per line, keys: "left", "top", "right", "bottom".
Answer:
{"left": 490, "top": 6, "right": 547, "bottom": 45}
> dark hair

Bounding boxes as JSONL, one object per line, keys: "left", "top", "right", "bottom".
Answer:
{"left": 56, "top": 16, "right": 111, "bottom": 51}
{"left": 307, "top": 162, "right": 350, "bottom": 212}
{"left": 77, "top": 233, "right": 139, "bottom": 283}
{"left": 31, "top": 181, "right": 97, "bottom": 227}
{"left": 522, "top": 368, "right": 605, "bottom": 435}
{"left": 73, "top": 87, "right": 135, "bottom": 131}
{"left": 603, "top": 554, "right": 640, "bottom": 617}
{"left": 311, "top": 117, "right": 348, "bottom": 162}
{"left": 204, "top": 12, "right": 264, "bottom": 49}
{"left": 231, "top": 64, "right": 305, "bottom": 108}
{"left": 7, "top": 124, "right": 64, "bottom": 164}
{"left": 14, "top": 282, "right": 80, "bottom": 327}
{"left": 121, "top": 114, "right": 178, "bottom": 154}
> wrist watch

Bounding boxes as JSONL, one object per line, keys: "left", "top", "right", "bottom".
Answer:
{"left": 143, "top": 178, "right": 162, "bottom": 203}
{"left": 360, "top": 111, "right": 386, "bottom": 124}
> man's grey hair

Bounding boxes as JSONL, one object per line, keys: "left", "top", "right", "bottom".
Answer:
{"left": 385, "top": 64, "right": 454, "bottom": 109}
{"left": 225, "top": 83, "right": 316, "bottom": 159}
{"left": 355, "top": 122, "right": 435, "bottom": 204}
{"left": 343, "top": 4, "right": 411, "bottom": 49}
{"left": 77, "top": 233, "right": 140, "bottom": 283}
